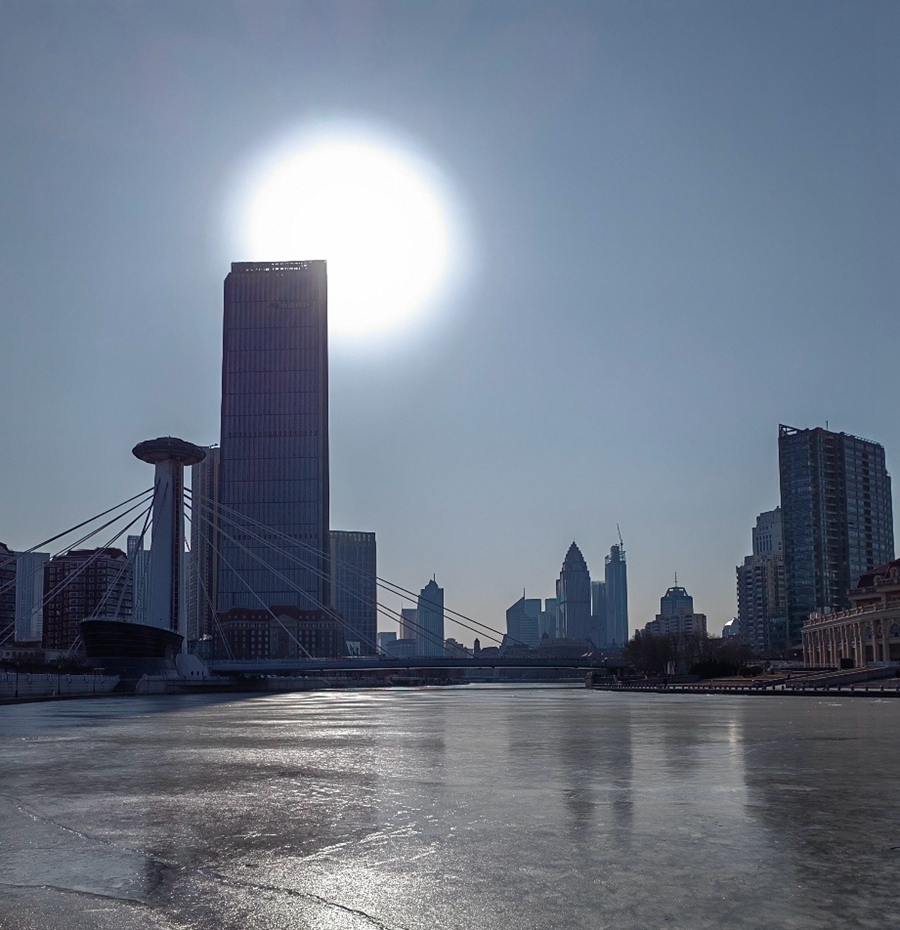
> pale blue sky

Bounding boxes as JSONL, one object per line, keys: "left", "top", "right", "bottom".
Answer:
{"left": 1, "top": 1, "right": 897, "bottom": 642}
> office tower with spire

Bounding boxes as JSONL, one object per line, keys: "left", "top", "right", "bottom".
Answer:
{"left": 217, "top": 262, "right": 330, "bottom": 621}
{"left": 416, "top": 578, "right": 444, "bottom": 657}
{"left": 557, "top": 542, "right": 592, "bottom": 641}
{"left": 779, "top": 424, "right": 894, "bottom": 647}
{"left": 645, "top": 581, "right": 707, "bottom": 636}
{"left": 604, "top": 543, "right": 629, "bottom": 646}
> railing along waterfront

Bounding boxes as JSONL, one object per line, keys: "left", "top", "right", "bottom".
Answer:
{"left": 0, "top": 672, "right": 119, "bottom": 700}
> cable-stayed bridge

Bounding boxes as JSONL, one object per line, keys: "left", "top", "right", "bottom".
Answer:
{"left": 207, "top": 656, "right": 612, "bottom": 675}
{"left": 2, "top": 437, "right": 609, "bottom": 678}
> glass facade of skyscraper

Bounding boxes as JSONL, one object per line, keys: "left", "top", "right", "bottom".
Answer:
{"left": 217, "top": 261, "right": 330, "bottom": 617}
{"left": 505, "top": 595, "right": 541, "bottom": 648}
{"left": 329, "top": 530, "right": 377, "bottom": 655}
{"left": 779, "top": 424, "right": 894, "bottom": 647}
{"left": 416, "top": 579, "right": 445, "bottom": 656}
{"left": 604, "top": 545, "right": 629, "bottom": 646}
{"left": 557, "top": 542, "right": 591, "bottom": 641}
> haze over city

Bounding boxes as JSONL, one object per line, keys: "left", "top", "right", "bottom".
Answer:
{"left": 1, "top": 1, "right": 897, "bottom": 640}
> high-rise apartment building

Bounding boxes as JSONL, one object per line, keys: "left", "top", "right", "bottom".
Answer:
{"left": 416, "top": 579, "right": 444, "bottom": 657}
{"left": 736, "top": 508, "right": 786, "bottom": 655}
{"left": 329, "top": 530, "right": 377, "bottom": 655}
{"left": 557, "top": 542, "right": 592, "bottom": 641}
{"left": 604, "top": 544, "right": 629, "bottom": 646}
{"left": 779, "top": 424, "right": 894, "bottom": 647}
{"left": 506, "top": 595, "right": 541, "bottom": 648}
{"left": 188, "top": 445, "right": 220, "bottom": 643}
{"left": 217, "top": 262, "right": 330, "bottom": 625}
{"left": 42, "top": 548, "right": 132, "bottom": 651}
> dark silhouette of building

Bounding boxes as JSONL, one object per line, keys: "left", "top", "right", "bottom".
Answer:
{"left": 0, "top": 544, "right": 16, "bottom": 643}
{"left": 604, "top": 544, "right": 629, "bottom": 646}
{"left": 590, "top": 579, "right": 607, "bottom": 646}
{"left": 539, "top": 597, "right": 558, "bottom": 639}
{"left": 506, "top": 595, "right": 541, "bottom": 648}
{"left": 42, "top": 548, "right": 132, "bottom": 651}
{"left": 399, "top": 607, "right": 418, "bottom": 640}
{"left": 329, "top": 530, "right": 377, "bottom": 655}
{"left": 557, "top": 542, "right": 592, "bottom": 641}
{"left": 214, "top": 606, "right": 345, "bottom": 660}
{"left": 188, "top": 445, "right": 220, "bottom": 643}
{"left": 659, "top": 582, "right": 693, "bottom": 616}
{"left": 416, "top": 579, "right": 444, "bottom": 656}
{"left": 779, "top": 424, "right": 894, "bottom": 647}
{"left": 217, "top": 261, "right": 330, "bottom": 617}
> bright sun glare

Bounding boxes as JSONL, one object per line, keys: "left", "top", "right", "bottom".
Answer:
{"left": 242, "top": 125, "right": 458, "bottom": 339}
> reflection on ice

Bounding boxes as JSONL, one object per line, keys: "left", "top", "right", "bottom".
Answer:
{"left": 1, "top": 689, "right": 899, "bottom": 929}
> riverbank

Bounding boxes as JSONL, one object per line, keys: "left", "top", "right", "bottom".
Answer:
{"left": 589, "top": 679, "right": 900, "bottom": 697}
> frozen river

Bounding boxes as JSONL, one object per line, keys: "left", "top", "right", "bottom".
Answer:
{"left": 1, "top": 685, "right": 898, "bottom": 929}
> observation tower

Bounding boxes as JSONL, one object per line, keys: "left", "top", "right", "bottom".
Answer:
{"left": 132, "top": 437, "right": 206, "bottom": 639}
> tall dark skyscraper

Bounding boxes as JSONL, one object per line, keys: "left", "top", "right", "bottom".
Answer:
{"left": 604, "top": 544, "right": 629, "bottom": 646}
{"left": 557, "top": 542, "right": 592, "bottom": 641}
{"left": 416, "top": 578, "right": 444, "bottom": 657}
{"left": 779, "top": 424, "right": 894, "bottom": 647}
{"left": 217, "top": 261, "right": 330, "bottom": 616}
{"left": 329, "top": 530, "right": 377, "bottom": 655}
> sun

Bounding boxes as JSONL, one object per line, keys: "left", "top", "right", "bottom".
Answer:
{"left": 240, "top": 123, "right": 459, "bottom": 339}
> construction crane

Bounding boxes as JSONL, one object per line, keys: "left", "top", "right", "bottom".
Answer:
{"left": 617, "top": 524, "right": 624, "bottom": 551}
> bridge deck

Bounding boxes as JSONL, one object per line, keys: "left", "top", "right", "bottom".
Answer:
{"left": 207, "top": 656, "right": 619, "bottom": 675}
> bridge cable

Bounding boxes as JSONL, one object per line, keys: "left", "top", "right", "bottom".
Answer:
{"left": 187, "top": 490, "right": 499, "bottom": 653}
{"left": 1, "top": 501, "right": 154, "bottom": 651}
{"left": 186, "top": 493, "right": 451, "bottom": 656}
{"left": 0, "top": 488, "right": 154, "bottom": 571}
{"left": 186, "top": 501, "right": 393, "bottom": 658}
{"left": 0, "top": 497, "right": 155, "bottom": 649}
{"left": 188, "top": 489, "right": 522, "bottom": 649}
{"left": 0, "top": 491, "right": 155, "bottom": 605}
{"left": 185, "top": 507, "right": 315, "bottom": 660}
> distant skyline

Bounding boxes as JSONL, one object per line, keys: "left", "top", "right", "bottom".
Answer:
{"left": 1, "top": 2, "right": 897, "bottom": 643}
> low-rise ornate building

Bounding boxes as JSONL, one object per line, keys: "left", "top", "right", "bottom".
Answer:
{"left": 214, "top": 606, "right": 346, "bottom": 660}
{"left": 802, "top": 559, "right": 900, "bottom": 667}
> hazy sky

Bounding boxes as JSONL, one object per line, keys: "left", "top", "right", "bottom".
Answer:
{"left": 1, "top": 1, "right": 897, "bottom": 644}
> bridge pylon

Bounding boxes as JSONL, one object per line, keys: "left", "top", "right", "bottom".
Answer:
{"left": 132, "top": 437, "right": 206, "bottom": 644}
